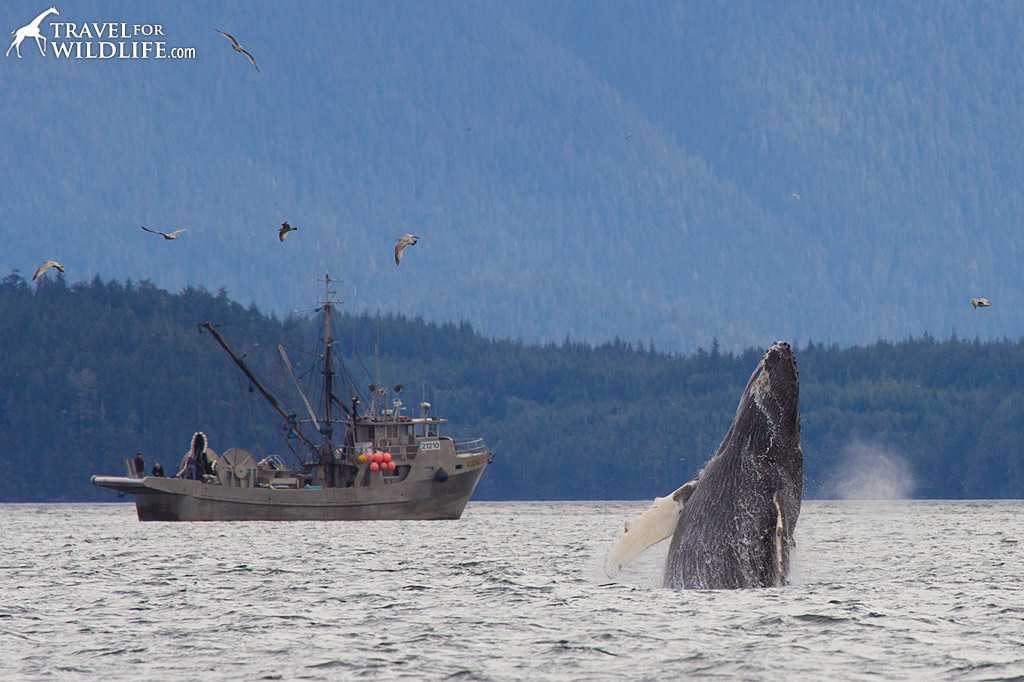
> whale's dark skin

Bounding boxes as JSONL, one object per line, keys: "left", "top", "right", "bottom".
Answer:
{"left": 664, "top": 341, "right": 803, "bottom": 589}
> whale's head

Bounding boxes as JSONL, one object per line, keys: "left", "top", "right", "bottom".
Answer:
{"left": 737, "top": 341, "right": 799, "bottom": 437}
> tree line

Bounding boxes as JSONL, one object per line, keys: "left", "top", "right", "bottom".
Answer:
{"left": 1, "top": 273, "right": 1021, "bottom": 502}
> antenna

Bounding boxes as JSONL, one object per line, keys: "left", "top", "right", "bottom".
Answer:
{"left": 375, "top": 314, "right": 382, "bottom": 415}
{"left": 194, "top": 325, "right": 203, "bottom": 431}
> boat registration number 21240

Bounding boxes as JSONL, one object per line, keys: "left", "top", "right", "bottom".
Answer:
{"left": 419, "top": 440, "right": 441, "bottom": 451}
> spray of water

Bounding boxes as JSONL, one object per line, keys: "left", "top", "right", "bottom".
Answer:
{"left": 830, "top": 439, "right": 916, "bottom": 500}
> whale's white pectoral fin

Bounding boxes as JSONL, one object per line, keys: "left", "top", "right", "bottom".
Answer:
{"left": 772, "top": 491, "right": 785, "bottom": 586}
{"left": 603, "top": 479, "right": 698, "bottom": 579}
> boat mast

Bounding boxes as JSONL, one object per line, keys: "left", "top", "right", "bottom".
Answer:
{"left": 320, "top": 271, "right": 338, "bottom": 450}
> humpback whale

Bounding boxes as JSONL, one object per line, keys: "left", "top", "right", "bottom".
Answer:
{"left": 605, "top": 341, "right": 803, "bottom": 589}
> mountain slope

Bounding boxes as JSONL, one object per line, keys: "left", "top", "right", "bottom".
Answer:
{"left": 1, "top": 1, "right": 1019, "bottom": 351}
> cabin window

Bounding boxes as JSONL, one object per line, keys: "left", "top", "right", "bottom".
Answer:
{"left": 387, "top": 425, "right": 397, "bottom": 439}
{"left": 404, "top": 425, "right": 413, "bottom": 438}
{"left": 427, "top": 423, "right": 438, "bottom": 437}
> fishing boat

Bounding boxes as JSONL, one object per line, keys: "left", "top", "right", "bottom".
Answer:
{"left": 91, "top": 273, "right": 492, "bottom": 521}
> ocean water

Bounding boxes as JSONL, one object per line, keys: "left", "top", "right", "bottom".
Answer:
{"left": 1, "top": 500, "right": 1022, "bottom": 681}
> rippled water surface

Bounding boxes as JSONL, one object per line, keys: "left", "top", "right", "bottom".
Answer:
{"left": 1, "top": 500, "right": 1022, "bottom": 681}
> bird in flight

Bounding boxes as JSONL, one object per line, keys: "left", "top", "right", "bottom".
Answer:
{"left": 278, "top": 221, "right": 297, "bottom": 242}
{"left": 215, "top": 29, "right": 259, "bottom": 72}
{"left": 32, "top": 260, "right": 64, "bottom": 281}
{"left": 625, "top": 133, "right": 634, "bottom": 140}
{"left": 971, "top": 297, "right": 993, "bottom": 309}
{"left": 395, "top": 234, "right": 420, "bottom": 266}
{"left": 791, "top": 192, "right": 801, "bottom": 200}
{"left": 141, "top": 225, "right": 189, "bottom": 240}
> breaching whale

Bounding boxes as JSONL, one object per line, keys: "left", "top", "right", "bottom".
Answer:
{"left": 605, "top": 341, "right": 803, "bottom": 589}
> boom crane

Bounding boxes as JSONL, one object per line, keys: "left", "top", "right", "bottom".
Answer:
{"left": 198, "top": 322, "right": 317, "bottom": 455}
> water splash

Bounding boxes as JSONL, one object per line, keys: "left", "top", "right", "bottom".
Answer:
{"left": 830, "top": 440, "right": 916, "bottom": 500}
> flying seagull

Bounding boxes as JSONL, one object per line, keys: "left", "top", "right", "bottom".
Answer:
{"left": 971, "top": 297, "right": 993, "bottom": 309}
{"left": 32, "top": 260, "right": 64, "bottom": 281}
{"left": 791, "top": 192, "right": 801, "bottom": 200}
{"left": 395, "top": 234, "right": 420, "bottom": 266}
{"left": 215, "top": 29, "right": 259, "bottom": 72}
{"left": 141, "top": 225, "right": 189, "bottom": 240}
{"left": 278, "top": 221, "right": 297, "bottom": 242}
{"left": 625, "top": 133, "right": 634, "bottom": 140}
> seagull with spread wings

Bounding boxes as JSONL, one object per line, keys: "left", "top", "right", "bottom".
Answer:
{"left": 395, "top": 234, "right": 420, "bottom": 266}
{"left": 971, "top": 297, "right": 993, "bottom": 309}
{"left": 278, "top": 221, "right": 297, "bottom": 242}
{"left": 32, "top": 260, "right": 64, "bottom": 281}
{"left": 215, "top": 29, "right": 259, "bottom": 72}
{"left": 141, "top": 225, "right": 189, "bottom": 240}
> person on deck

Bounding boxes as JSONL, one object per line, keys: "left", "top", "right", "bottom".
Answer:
{"left": 151, "top": 462, "right": 164, "bottom": 477}
{"left": 133, "top": 452, "right": 145, "bottom": 477}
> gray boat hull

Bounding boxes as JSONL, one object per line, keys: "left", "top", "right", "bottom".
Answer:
{"left": 92, "top": 464, "right": 487, "bottom": 521}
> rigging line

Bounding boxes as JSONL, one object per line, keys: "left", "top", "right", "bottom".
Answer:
{"left": 251, "top": 382, "right": 301, "bottom": 465}
{"left": 247, "top": 344, "right": 300, "bottom": 411}
{"left": 302, "top": 331, "right": 325, "bottom": 405}
{"left": 348, "top": 333, "right": 376, "bottom": 387}
{"left": 326, "top": 325, "right": 367, "bottom": 404}
{"left": 349, "top": 329, "right": 375, "bottom": 385}
{"left": 275, "top": 417, "right": 304, "bottom": 467}
{"left": 295, "top": 346, "right": 319, "bottom": 382}
{"left": 194, "top": 324, "right": 203, "bottom": 430}
{"left": 281, "top": 341, "right": 318, "bottom": 361}
{"left": 333, "top": 345, "right": 367, "bottom": 404}
{"left": 236, "top": 372, "right": 267, "bottom": 459}
{"left": 290, "top": 307, "right": 320, "bottom": 318}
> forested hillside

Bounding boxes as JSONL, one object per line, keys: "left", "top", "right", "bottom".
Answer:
{"left": 1, "top": 1, "right": 1021, "bottom": 352}
{"left": 1, "top": 275, "right": 1021, "bottom": 502}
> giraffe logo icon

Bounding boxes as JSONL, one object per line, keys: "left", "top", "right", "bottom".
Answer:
{"left": 6, "top": 7, "right": 59, "bottom": 58}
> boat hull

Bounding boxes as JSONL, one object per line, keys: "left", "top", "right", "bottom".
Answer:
{"left": 92, "top": 464, "right": 487, "bottom": 521}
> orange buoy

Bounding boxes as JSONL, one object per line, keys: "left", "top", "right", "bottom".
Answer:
{"left": 373, "top": 452, "right": 384, "bottom": 464}
{"left": 387, "top": 461, "right": 397, "bottom": 471}
{"left": 383, "top": 452, "right": 392, "bottom": 463}
{"left": 370, "top": 462, "right": 380, "bottom": 472}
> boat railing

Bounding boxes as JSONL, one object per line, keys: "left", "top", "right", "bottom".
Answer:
{"left": 336, "top": 443, "right": 420, "bottom": 461}
{"left": 334, "top": 438, "right": 487, "bottom": 460}
{"left": 454, "top": 438, "right": 488, "bottom": 455}
{"left": 380, "top": 443, "right": 421, "bottom": 460}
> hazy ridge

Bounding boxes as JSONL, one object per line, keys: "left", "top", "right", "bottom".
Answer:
{"left": 2, "top": 1, "right": 1021, "bottom": 352}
